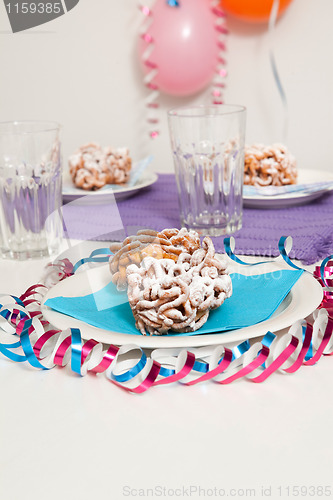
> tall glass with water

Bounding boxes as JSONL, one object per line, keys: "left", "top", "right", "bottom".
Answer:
{"left": 0, "top": 121, "right": 63, "bottom": 259}
{"left": 168, "top": 105, "right": 246, "bottom": 236}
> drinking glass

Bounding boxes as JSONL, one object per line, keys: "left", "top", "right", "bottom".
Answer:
{"left": 0, "top": 121, "right": 63, "bottom": 259}
{"left": 168, "top": 105, "right": 246, "bottom": 236}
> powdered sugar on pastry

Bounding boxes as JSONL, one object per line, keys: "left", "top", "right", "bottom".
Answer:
{"left": 109, "top": 228, "right": 202, "bottom": 291}
{"left": 244, "top": 143, "right": 297, "bottom": 187}
{"left": 69, "top": 143, "right": 132, "bottom": 190}
{"left": 124, "top": 233, "right": 232, "bottom": 335}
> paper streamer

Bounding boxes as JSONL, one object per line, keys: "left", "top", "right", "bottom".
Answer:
{"left": 314, "top": 257, "right": 333, "bottom": 313}
{"left": 211, "top": 0, "right": 228, "bottom": 105}
{"left": 139, "top": 1, "right": 160, "bottom": 139}
{"left": 0, "top": 239, "right": 333, "bottom": 393}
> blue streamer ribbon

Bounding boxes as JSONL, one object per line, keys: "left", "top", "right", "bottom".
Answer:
{"left": 193, "top": 360, "right": 209, "bottom": 373}
{"left": 232, "top": 340, "right": 251, "bottom": 361}
{"left": 224, "top": 235, "right": 304, "bottom": 272}
{"left": 19, "top": 316, "right": 48, "bottom": 370}
{"left": 278, "top": 236, "right": 304, "bottom": 271}
{"left": 71, "top": 328, "right": 83, "bottom": 375}
{"left": 302, "top": 325, "right": 313, "bottom": 362}
{"left": 159, "top": 366, "right": 175, "bottom": 377}
{"left": 72, "top": 248, "right": 113, "bottom": 274}
{"left": 320, "top": 255, "right": 333, "bottom": 288}
{"left": 0, "top": 341, "right": 26, "bottom": 363}
{"left": 261, "top": 331, "right": 276, "bottom": 350}
{"left": 111, "top": 350, "right": 147, "bottom": 383}
{"left": 259, "top": 331, "right": 276, "bottom": 368}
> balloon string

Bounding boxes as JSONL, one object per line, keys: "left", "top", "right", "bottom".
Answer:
{"left": 269, "top": 0, "right": 288, "bottom": 142}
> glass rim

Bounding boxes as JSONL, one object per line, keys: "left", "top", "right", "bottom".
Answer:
{"left": 0, "top": 120, "right": 62, "bottom": 135}
{"left": 168, "top": 104, "right": 246, "bottom": 118}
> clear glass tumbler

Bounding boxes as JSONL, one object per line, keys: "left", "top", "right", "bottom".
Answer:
{"left": 0, "top": 121, "right": 63, "bottom": 259}
{"left": 168, "top": 105, "right": 246, "bottom": 236}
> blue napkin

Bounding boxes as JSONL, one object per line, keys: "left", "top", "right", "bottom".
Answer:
{"left": 45, "top": 269, "right": 303, "bottom": 337}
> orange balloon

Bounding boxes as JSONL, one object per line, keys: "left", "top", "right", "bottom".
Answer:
{"left": 220, "top": 0, "right": 294, "bottom": 23}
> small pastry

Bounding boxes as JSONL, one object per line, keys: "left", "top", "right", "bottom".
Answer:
{"left": 125, "top": 236, "right": 232, "bottom": 335}
{"left": 69, "top": 143, "right": 132, "bottom": 190}
{"left": 244, "top": 143, "right": 297, "bottom": 187}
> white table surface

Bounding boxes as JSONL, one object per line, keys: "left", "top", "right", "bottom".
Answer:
{"left": 1, "top": 243, "right": 333, "bottom": 500}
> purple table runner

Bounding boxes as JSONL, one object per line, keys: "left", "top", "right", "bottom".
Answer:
{"left": 62, "top": 174, "right": 333, "bottom": 264}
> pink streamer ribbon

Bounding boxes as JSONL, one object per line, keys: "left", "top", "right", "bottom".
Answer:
{"left": 211, "top": 1, "right": 228, "bottom": 105}
{"left": 139, "top": 2, "right": 160, "bottom": 139}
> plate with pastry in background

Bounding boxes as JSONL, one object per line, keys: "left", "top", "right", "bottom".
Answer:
{"left": 62, "top": 143, "right": 157, "bottom": 202}
{"left": 243, "top": 143, "right": 333, "bottom": 208}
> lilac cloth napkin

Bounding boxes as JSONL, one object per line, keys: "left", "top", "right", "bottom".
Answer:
{"left": 62, "top": 174, "right": 333, "bottom": 265}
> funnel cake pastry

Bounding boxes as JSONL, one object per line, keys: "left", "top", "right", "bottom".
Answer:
{"left": 244, "top": 143, "right": 297, "bottom": 187}
{"left": 126, "top": 238, "right": 232, "bottom": 335}
{"left": 69, "top": 143, "right": 132, "bottom": 190}
{"left": 109, "top": 228, "right": 232, "bottom": 335}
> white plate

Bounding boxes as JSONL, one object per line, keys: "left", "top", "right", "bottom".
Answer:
{"left": 62, "top": 171, "right": 158, "bottom": 202}
{"left": 42, "top": 260, "right": 323, "bottom": 349}
{"left": 243, "top": 168, "right": 333, "bottom": 208}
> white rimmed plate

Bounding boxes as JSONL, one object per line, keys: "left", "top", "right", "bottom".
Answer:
{"left": 62, "top": 162, "right": 158, "bottom": 203}
{"left": 62, "top": 171, "right": 158, "bottom": 202}
{"left": 243, "top": 168, "right": 333, "bottom": 208}
{"left": 41, "top": 260, "right": 323, "bottom": 349}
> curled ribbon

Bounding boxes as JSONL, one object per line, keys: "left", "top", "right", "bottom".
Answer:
{"left": 314, "top": 256, "right": 333, "bottom": 315}
{"left": 224, "top": 235, "right": 304, "bottom": 272}
{"left": 139, "top": 1, "right": 160, "bottom": 139}
{"left": 211, "top": 0, "right": 228, "bottom": 105}
{"left": 0, "top": 239, "right": 333, "bottom": 393}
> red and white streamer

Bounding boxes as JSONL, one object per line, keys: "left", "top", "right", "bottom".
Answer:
{"left": 211, "top": 0, "right": 228, "bottom": 105}
{"left": 139, "top": 1, "right": 160, "bottom": 139}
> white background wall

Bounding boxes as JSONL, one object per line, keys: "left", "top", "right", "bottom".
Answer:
{"left": 0, "top": 0, "right": 332, "bottom": 174}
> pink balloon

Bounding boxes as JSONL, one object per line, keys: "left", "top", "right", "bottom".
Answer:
{"left": 138, "top": 0, "right": 220, "bottom": 97}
